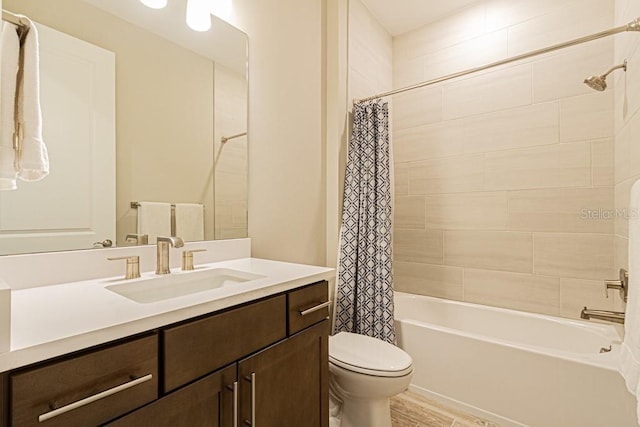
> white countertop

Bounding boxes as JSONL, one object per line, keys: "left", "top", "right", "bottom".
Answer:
{"left": 0, "top": 257, "right": 334, "bottom": 372}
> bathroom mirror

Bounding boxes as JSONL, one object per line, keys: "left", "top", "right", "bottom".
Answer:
{"left": 0, "top": 0, "right": 248, "bottom": 255}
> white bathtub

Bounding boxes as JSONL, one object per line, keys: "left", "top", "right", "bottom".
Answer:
{"left": 394, "top": 292, "right": 638, "bottom": 427}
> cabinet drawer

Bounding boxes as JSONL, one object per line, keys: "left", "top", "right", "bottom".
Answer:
{"left": 107, "top": 364, "right": 236, "bottom": 427}
{"left": 163, "top": 295, "right": 286, "bottom": 392}
{"left": 288, "top": 281, "right": 329, "bottom": 335}
{"left": 11, "top": 334, "right": 158, "bottom": 427}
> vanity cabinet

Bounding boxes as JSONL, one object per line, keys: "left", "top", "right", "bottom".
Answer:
{"left": 238, "top": 320, "right": 328, "bottom": 427}
{"left": 3, "top": 280, "right": 329, "bottom": 427}
{"left": 9, "top": 334, "right": 158, "bottom": 427}
{"left": 106, "top": 365, "right": 237, "bottom": 427}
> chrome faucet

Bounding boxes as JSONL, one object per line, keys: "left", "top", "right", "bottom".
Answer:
{"left": 580, "top": 307, "right": 625, "bottom": 324}
{"left": 156, "top": 236, "right": 184, "bottom": 275}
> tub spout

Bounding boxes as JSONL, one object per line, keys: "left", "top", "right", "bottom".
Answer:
{"left": 580, "top": 307, "right": 625, "bottom": 324}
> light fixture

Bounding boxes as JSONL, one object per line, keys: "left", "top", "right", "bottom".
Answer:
{"left": 186, "top": 0, "right": 212, "bottom": 32}
{"left": 140, "top": 0, "right": 168, "bottom": 9}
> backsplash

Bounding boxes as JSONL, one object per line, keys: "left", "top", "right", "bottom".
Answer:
{"left": 0, "top": 239, "right": 250, "bottom": 290}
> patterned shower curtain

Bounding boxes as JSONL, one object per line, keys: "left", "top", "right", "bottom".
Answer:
{"left": 334, "top": 99, "right": 396, "bottom": 344}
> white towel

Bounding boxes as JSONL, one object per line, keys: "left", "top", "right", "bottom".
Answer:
{"left": 136, "top": 202, "right": 171, "bottom": 244}
{"left": 621, "top": 179, "right": 640, "bottom": 423}
{"left": 15, "top": 16, "right": 49, "bottom": 182}
{"left": 174, "top": 203, "right": 204, "bottom": 242}
{"left": 0, "top": 23, "right": 20, "bottom": 190}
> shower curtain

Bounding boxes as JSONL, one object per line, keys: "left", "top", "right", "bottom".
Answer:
{"left": 334, "top": 99, "right": 396, "bottom": 344}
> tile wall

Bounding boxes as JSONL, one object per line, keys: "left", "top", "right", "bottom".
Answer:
{"left": 214, "top": 64, "right": 249, "bottom": 239}
{"left": 391, "top": 0, "right": 622, "bottom": 318}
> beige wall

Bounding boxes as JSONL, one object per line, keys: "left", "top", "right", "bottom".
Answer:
{"left": 348, "top": 0, "right": 392, "bottom": 102}
{"left": 614, "top": 0, "right": 640, "bottom": 299}
{"left": 214, "top": 64, "right": 248, "bottom": 239}
{"left": 5, "top": 0, "right": 216, "bottom": 245}
{"left": 232, "top": 0, "right": 327, "bottom": 265}
{"left": 390, "top": 0, "right": 621, "bottom": 318}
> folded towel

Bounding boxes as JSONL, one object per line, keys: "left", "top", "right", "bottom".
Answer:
{"left": 175, "top": 203, "right": 204, "bottom": 242}
{"left": 15, "top": 16, "right": 49, "bottom": 182}
{"left": 0, "top": 23, "right": 20, "bottom": 190}
{"left": 136, "top": 202, "right": 171, "bottom": 244}
{"left": 621, "top": 179, "right": 640, "bottom": 423}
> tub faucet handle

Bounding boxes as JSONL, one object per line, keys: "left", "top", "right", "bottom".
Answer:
{"left": 604, "top": 268, "right": 628, "bottom": 302}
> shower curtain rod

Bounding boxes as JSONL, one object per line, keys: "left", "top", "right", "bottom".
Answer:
{"left": 354, "top": 17, "right": 640, "bottom": 104}
{"left": 2, "top": 10, "right": 29, "bottom": 29}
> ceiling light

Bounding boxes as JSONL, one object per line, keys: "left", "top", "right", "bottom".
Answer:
{"left": 140, "top": 0, "right": 168, "bottom": 9}
{"left": 186, "top": 0, "right": 212, "bottom": 32}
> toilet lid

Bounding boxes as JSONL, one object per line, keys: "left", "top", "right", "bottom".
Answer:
{"left": 329, "top": 332, "right": 413, "bottom": 377}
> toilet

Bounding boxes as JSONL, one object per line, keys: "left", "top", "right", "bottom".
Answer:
{"left": 329, "top": 332, "right": 414, "bottom": 427}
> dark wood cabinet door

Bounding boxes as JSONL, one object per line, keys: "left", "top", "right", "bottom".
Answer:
{"left": 238, "top": 320, "right": 329, "bottom": 427}
{"left": 106, "top": 364, "right": 237, "bottom": 427}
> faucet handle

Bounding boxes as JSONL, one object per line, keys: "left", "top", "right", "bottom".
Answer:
{"left": 182, "top": 249, "right": 207, "bottom": 271}
{"left": 108, "top": 256, "right": 141, "bottom": 280}
{"left": 604, "top": 268, "right": 629, "bottom": 302}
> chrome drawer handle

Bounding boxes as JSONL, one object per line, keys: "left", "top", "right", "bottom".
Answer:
{"left": 299, "top": 300, "right": 332, "bottom": 316}
{"left": 226, "top": 381, "right": 239, "bottom": 427}
{"left": 243, "top": 373, "right": 256, "bottom": 426}
{"left": 38, "top": 374, "right": 153, "bottom": 423}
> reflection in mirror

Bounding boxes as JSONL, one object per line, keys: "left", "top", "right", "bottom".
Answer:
{"left": 0, "top": 0, "right": 248, "bottom": 255}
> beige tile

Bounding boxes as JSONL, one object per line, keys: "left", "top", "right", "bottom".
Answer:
{"left": 442, "top": 64, "right": 532, "bottom": 120}
{"left": 427, "top": 192, "right": 508, "bottom": 230}
{"left": 444, "top": 231, "right": 533, "bottom": 273}
{"left": 464, "top": 269, "right": 560, "bottom": 316}
{"left": 215, "top": 171, "right": 247, "bottom": 201}
{"left": 616, "top": 122, "right": 631, "bottom": 185}
{"left": 532, "top": 38, "right": 613, "bottom": 103}
{"left": 462, "top": 102, "right": 559, "bottom": 154}
{"left": 485, "top": 142, "right": 591, "bottom": 190}
{"left": 485, "top": 0, "right": 571, "bottom": 32}
{"left": 629, "top": 110, "right": 640, "bottom": 177}
{"left": 508, "top": 187, "right": 614, "bottom": 233}
{"left": 615, "top": 178, "right": 636, "bottom": 238}
{"left": 534, "top": 233, "right": 615, "bottom": 280}
{"left": 392, "top": 4, "right": 486, "bottom": 63}
{"left": 560, "top": 278, "right": 616, "bottom": 319}
{"left": 393, "top": 119, "right": 465, "bottom": 163}
{"left": 422, "top": 30, "right": 508, "bottom": 83}
{"left": 508, "top": 0, "right": 614, "bottom": 56}
{"left": 592, "top": 139, "right": 614, "bottom": 187}
{"left": 395, "top": 163, "right": 410, "bottom": 196}
{"left": 616, "top": 235, "right": 629, "bottom": 272}
{"left": 394, "top": 262, "right": 463, "bottom": 300}
{"left": 394, "top": 230, "right": 444, "bottom": 264}
{"left": 560, "top": 91, "right": 614, "bottom": 143}
{"left": 409, "top": 154, "right": 485, "bottom": 195}
{"left": 395, "top": 196, "right": 426, "bottom": 229}
{"left": 393, "top": 87, "right": 443, "bottom": 131}
{"left": 393, "top": 56, "right": 424, "bottom": 89}
{"left": 623, "top": 35, "right": 640, "bottom": 120}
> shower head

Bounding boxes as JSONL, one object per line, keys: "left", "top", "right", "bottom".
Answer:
{"left": 584, "top": 60, "right": 627, "bottom": 91}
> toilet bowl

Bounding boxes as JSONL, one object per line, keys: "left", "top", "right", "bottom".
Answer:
{"left": 329, "top": 332, "right": 413, "bottom": 427}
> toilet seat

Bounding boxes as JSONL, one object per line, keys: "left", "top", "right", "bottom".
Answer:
{"left": 329, "top": 332, "right": 413, "bottom": 378}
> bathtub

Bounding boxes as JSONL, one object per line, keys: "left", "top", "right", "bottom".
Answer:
{"left": 394, "top": 292, "right": 638, "bottom": 427}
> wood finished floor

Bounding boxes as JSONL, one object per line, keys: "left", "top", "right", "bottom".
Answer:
{"left": 390, "top": 391, "right": 500, "bottom": 427}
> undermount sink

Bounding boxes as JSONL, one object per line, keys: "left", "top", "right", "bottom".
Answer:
{"left": 106, "top": 268, "right": 265, "bottom": 303}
